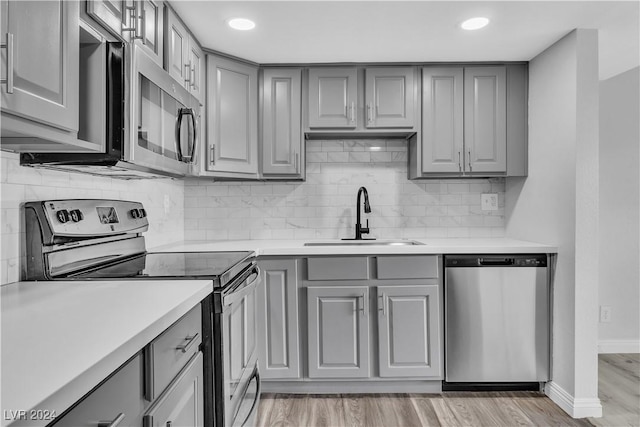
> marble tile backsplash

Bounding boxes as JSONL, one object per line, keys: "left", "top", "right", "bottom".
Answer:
{"left": 184, "top": 140, "right": 506, "bottom": 241}
{"left": 0, "top": 151, "right": 185, "bottom": 285}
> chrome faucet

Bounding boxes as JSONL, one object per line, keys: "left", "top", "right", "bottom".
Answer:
{"left": 354, "top": 186, "right": 372, "bottom": 240}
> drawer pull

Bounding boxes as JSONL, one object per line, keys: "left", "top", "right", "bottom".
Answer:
{"left": 98, "top": 413, "right": 125, "bottom": 427}
{"left": 176, "top": 333, "right": 199, "bottom": 353}
{"left": 1, "top": 33, "right": 14, "bottom": 93}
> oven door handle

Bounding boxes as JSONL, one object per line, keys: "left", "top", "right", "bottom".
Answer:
{"left": 223, "top": 266, "right": 260, "bottom": 307}
{"left": 240, "top": 368, "right": 261, "bottom": 427}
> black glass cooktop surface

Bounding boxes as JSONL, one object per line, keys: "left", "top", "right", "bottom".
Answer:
{"left": 67, "top": 251, "right": 254, "bottom": 286}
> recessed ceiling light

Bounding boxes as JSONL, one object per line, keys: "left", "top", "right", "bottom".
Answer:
{"left": 461, "top": 17, "right": 490, "bottom": 31}
{"left": 228, "top": 18, "right": 256, "bottom": 31}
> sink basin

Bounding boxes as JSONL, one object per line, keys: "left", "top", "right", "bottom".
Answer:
{"left": 304, "top": 239, "right": 424, "bottom": 246}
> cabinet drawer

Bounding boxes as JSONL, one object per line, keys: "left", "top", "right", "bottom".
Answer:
{"left": 146, "top": 304, "right": 202, "bottom": 400}
{"left": 376, "top": 256, "right": 439, "bottom": 279}
{"left": 54, "top": 353, "right": 144, "bottom": 427}
{"left": 307, "top": 257, "right": 369, "bottom": 280}
{"left": 143, "top": 352, "right": 204, "bottom": 427}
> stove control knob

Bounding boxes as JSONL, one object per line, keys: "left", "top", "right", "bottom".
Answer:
{"left": 130, "top": 209, "right": 140, "bottom": 219}
{"left": 56, "top": 210, "right": 70, "bottom": 223}
{"left": 139, "top": 208, "right": 147, "bottom": 218}
{"left": 69, "top": 209, "right": 84, "bottom": 222}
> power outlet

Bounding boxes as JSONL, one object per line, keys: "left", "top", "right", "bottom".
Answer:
{"left": 481, "top": 193, "right": 499, "bottom": 211}
{"left": 599, "top": 305, "right": 612, "bottom": 323}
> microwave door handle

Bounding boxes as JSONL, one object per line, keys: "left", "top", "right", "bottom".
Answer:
{"left": 175, "top": 108, "right": 188, "bottom": 162}
{"left": 183, "top": 108, "right": 197, "bottom": 163}
{"left": 223, "top": 266, "right": 260, "bottom": 307}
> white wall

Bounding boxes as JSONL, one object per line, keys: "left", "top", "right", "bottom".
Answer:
{"left": 505, "top": 29, "right": 601, "bottom": 417}
{"left": 0, "top": 151, "right": 185, "bottom": 285}
{"left": 185, "top": 139, "right": 506, "bottom": 240}
{"left": 598, "top": 66, "right": 640, "bottom": 353}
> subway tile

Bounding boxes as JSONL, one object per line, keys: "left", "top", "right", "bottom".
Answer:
{"left": 321, "top": 141, "right": 345, "bottom": 152}
{"left": 327, "top": 152, "right": 349, "bottom": 163}
{"left": 307, "top": 152, "right": 328, "bottom": 163}
{"left": 348, "top": 152, "right": 371, "bottom": 162}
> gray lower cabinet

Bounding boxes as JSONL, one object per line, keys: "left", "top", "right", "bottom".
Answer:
{"left": 143, "top": 352, "right": 204, "bottom": 427}
{"left": 53, "top": 353, "right": 146, "bottom": 427}
{"left": 260, "top": 68, "right": 303, "bottom": 179}
{"left": 377, "top": 285, "right": 441, "bottom": 378}
{"left": 307, "top": 286, "right": 370, "bottom": 379}
{"left": 257, "top": 259, "right": 301, "bottom": 379}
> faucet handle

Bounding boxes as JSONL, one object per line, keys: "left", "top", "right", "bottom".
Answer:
{"left": 361, "top": 219, "right": 370, "bottom": 235}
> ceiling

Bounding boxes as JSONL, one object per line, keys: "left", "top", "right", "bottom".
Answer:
{"left": 169, "top": 1, "right": 640, "bottom": 80}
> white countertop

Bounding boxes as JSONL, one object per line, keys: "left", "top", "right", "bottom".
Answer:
{"left": 151, "top": 237, "right": 557, "bottom": 256}
{"left": 1, "top": 279, "right": 213, "bottom": 427}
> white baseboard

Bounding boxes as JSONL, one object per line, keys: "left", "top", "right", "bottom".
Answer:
{"left": 545, "top": 381, "right": 603, "bottom": 418}
{"left": 598, "top": 339, "right": 640, "bottom": 354}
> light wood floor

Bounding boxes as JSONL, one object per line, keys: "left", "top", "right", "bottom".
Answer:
{"left": 258, "top": 354, "right": 640, "bottom": 427}
{"left": 257, "top": 391, "right": 594, "bottom": 426}
{"left": 589, "top": 353, "right": 640, "bottom": 427}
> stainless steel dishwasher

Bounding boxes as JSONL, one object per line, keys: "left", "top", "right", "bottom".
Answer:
{"left": 444, "top": 254, "right": 550, "bottom": 390}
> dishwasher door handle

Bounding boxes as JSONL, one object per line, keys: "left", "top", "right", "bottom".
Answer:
{"left": 477, "top": 258, "right": 514, "bottom": 266}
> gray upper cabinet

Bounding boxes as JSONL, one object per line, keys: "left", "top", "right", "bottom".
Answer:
{"left": 205, "top": 55, "right": 259, "bottom": 178}
{"left": 86, "top": 0, "right": 132, "bottom": 41}
{"left": 377, "top": 285, "right": 441, "bottom": 378}
{"left": 257, "top": 259, "right": 301, "bottom": 380}
{"left": 307, "top": 286, "right": 370, "bottom": 379}
{"left": 137, "top": 0, "right": 163, "bottom": 67}
{"left": 464, "top": 66, "right": 506, "bottom": 174}
{"left": 1, "top": 0, "right": 79, "bottom": 133}
{"left": 413, "top": 64, "right": 525, "bottom": 178}
{"left": 364, "top": 67, "right": 415, "bottom": 128}
{"left": 261, "top": 68, "right": 303, "bottom": 178}
{"left": 165, "top": 5, "right": 203, "bottom": 103}
{"left": 307, "top": 67, "right": 358, "bottom": 128}
{"left": 421, "top": 67, "right": 464, "bottom": 174}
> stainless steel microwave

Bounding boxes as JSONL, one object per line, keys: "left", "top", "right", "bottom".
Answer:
{"left": 21, "top": 39, "right": 200, "bottom": 179}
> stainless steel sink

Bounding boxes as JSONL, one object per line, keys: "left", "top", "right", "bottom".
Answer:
{"left": 304, "top": 239, "right": 424, "bottom": 246}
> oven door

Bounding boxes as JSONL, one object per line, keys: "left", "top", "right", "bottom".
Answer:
{"left": 218, "top": 264, "right": 261, "bottom": 427}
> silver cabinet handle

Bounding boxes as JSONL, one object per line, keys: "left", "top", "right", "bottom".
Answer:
{"left": 468, "top": 150, "right": 472, "bottom": 172}
{"left": 377, "top": 294, "right": 385, "bottom": 316}
{"left": 359, "top": 294, "right": 366, "bottom": 317}
{"left": 210, "top": 145, "right": 215, "bottom": 164}
{"left": 294, "top": 152, "right": 299, "bottom": 171}
{"left": 184, "top": 63, "right": 191, "bottom": 85}
{"left": 98, "top": 413, "right": 125, "bottom": 427}
{"left": 458, "top": 151, "right": 462, "bottom": 172}
{"left": 1, "top": 33, "right": 14, "bottom": 94}
{"left": 176, "top": 332, "right": 199, "bottom": 353}
{"left": 190, "top": 65, "right": 196, "bottom": 89}
{"left": 366, "top": 103, "right": 372, "bottom": 124}
{"left": 350, "top": 101, "right": 356, "bottom": 123}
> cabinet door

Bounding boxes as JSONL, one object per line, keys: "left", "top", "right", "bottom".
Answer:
{"left": 464, "top": 66, "right": 507, "bottom": 173}
{"left": 365, "top": 67, "right": 415, "bottom": 128}
{"left": 307, "top": 67, "right": 357, "bottom": 128}
{"left": 257, "top": 259, "right": 300, "bottom": 379}
{"left": 261, "top": 68, "right": 302, "bottom": 177}
{"left": 137, "top": 0, "right": 163, "bottom": 67}
{"left": 378, "top": 285, "right": 441, "bottom": 378}
{"left": 206, "top": 55, "right": 258, "bottom": 175}
{"left": 86, "top": 0, "right": 131, "bottom": 40}
{"left": 421, "top": 67, "right": 464, "bottom": 174}
{"left": 143, "top": 352, "right": 204, "bottom": 427}
{"left": 165, "top": 6, "right": 189, "bottom": 87}
{"left": 55, "top": 353, "right": 145, "bottom": 427}
{"left": 0, "top": 0, "right": 78, "bottom": 132}
{"left": 188, "top": 39, "right": 204, "bottom": 103}
{"left": 307, "top": 286, "right": 370, "bottom": 378}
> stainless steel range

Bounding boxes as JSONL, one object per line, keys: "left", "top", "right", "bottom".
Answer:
{"left": 24, "top": 199, "right": 261, "bottom": 427}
